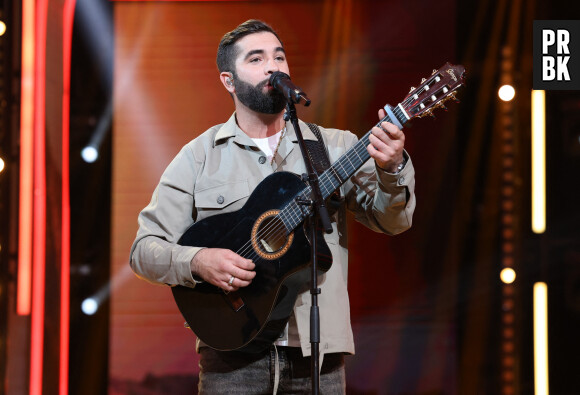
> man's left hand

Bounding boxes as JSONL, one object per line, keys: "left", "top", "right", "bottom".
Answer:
{"left": 367, "top": 108, "right": 405, "bottom": 173}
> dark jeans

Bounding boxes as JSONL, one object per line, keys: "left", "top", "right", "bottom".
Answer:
{"left": 198, "top": 346, "right": 346, "bottom": 394}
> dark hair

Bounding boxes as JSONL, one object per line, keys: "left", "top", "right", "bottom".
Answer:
{"left": 216, "top": 19, "right": 283, "bottom": 73}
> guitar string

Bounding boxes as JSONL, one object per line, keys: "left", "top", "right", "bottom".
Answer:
{"left": 233, "top": 141, "right": 368, "bottom": 260}
{"left": 234, "top": 188, "right": 312, "bottom": 261}
{"left": 236, "top": 103, "right": 410, "bottom": 259}
{"left": 232, "top": 145, "right": 360, "bottom": 259}
{"left": 234, "top": 182, "right": 322, "bottom": 260}
{"left": 233, "top": 135, "right": 359, "bottom": 262}
{"left": 284, "top": 74, "right": 450, "bottom": 237}
{"left": 238, "top": 117, "right": 419, "bottom": 261}
{"left": 256, "top": 94, "right": 419, "bottom": 251}
{"left": 232, "top": 197, "right": 300, "bottom": 260}
{"left": 233, "top": 124, "right": 377, "bottom": 260}
{"left": 236, "top": 137, "right": 371, "bottom": 261}
{"left": 240, "top": 147, "right": 364, "bottom": 260}
{"left": 229, "top": 84, "right": 439, "bottom": 260}
{"left": 233, "top": 146, "right": 363, "bottom": 261}
{"left": 227, "top": 75, "right": 456, "bottom": 261}
{"left": 397, "top": 74, "right": 450, "bottom": 114}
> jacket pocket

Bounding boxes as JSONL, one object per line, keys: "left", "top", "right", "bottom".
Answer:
{"left": 194, "top": 179, "right": 250, "bottom": 211}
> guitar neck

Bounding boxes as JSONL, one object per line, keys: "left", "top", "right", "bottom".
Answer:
{"left": 318, "top": 103, "right": 409, "bottom": 200}
{"left": 279, "top": 104, "right": 409, "bottom": 232}
{"left": 279, "top": 62, "right": 466, "bottom": 232}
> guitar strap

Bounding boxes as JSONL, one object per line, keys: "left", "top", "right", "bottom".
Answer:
{"left": 304, "top": 123, "right": 343, "bottom": 212}
{"left": 304, "top": 123, "right": 331, "bottom": 174}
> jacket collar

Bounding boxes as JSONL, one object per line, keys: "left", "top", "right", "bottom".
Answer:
{"left": 213, "top": 112, "right": 319, "bottom": 147}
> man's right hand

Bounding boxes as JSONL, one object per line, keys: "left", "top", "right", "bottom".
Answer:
{"left": 190, "top": 248, "right": 256, "bottom": 292}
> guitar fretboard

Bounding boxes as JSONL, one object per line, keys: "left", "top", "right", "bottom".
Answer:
{"left": 278, "top": 104, "right": 409, "bottom": 232}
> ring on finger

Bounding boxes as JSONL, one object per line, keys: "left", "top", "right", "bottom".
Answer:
{"left": 228, "top": 276, "right": 235, "bottom": 286}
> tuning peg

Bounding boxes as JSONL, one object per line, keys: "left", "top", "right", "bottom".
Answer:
{"left": 425, "top": 110, "right": 435, "bottom": 119}
{"left": 421, "top": 78, "right": 427, "bottom": 83}
{"left": 449, "top": 92, "right": 460, "bottom": 103}
{"left": 432, "top": 69, "right": 438, "bottom": 75}
{"left": 409, "top": 86, "right": 416, "bottom": 93}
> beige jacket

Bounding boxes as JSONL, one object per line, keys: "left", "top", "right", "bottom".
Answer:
{"left": 130, "top": 113, "right": 416, "bottom": 356}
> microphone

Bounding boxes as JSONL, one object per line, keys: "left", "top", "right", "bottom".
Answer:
{"left": 269, "top": 71, "right": 311, "bottom": 106}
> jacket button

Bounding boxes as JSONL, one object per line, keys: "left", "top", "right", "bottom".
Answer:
{"left": 398, "top": 176, "right": 406, "bottom": 186}
{"left": 258, "top": 155, "right": 267, "bottom": 164}
{"left": 217, "top": 195, "right": 225, "bottom": 204}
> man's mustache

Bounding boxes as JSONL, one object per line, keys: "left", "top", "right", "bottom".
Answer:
{"left": 256, "top": 79, "right": 269, "bottom": 89}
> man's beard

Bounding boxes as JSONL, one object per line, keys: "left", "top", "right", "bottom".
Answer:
{"left": 233, "top": 74, "right": 287, "bottom": 114}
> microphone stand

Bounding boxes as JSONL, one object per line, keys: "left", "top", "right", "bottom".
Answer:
{"left": 283, "top": 101, "right": 333, "bottom": 395}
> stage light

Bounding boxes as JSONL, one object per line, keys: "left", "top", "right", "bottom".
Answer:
{"left": 81, "top": 297, "right": 98, "bottom": 315}
{"left": 0, "top": 157, "right": 4, "bottom": 172}
{"left": 531, "top": 90, "right": 546, "bottom": 233}
{"left": 534, "top": 282, "right": 549, "bottom": 395}
{"left": 81, "top": 146, "right": 98, "bottom": 163}
{"left": 500, "top": 268, "right": 516, "bottom": 284}
{"left": 81, "top": 102, "right": 112, "bottom": 164}
{"left": 498, "top": 84, "right": 516, "bottom": 102}
{"left": 0, "top": 21, "right": 6, "bottom": 36}
{"left": 18, "top": 0, "right": 35, "bottom": 317}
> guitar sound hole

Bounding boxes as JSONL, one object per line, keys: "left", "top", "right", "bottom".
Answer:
{"left": 256, "top": 216, "right": 286, "bottom": 253}
{"left": 251, "top": 210, "right": 294, "bottom": 260}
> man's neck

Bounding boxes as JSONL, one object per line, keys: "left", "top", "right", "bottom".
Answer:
{"left": 234, "top": 105, "right": 286, "bottom": 139}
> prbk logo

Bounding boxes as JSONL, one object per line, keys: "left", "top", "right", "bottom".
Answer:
{"left": 533, "top": 20, "right": 580, "bottom": 90}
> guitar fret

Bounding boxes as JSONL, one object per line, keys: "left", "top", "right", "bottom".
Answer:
{"left": 338, "top": 156, "right": 350, "bottom": 175}
{"left": 355, "top": 147, "right": 367, "bottom": 162}
{"left": 319, "top": 174, "right": 330, "bottom": 193}
{"left": 321, "top": 170, "right": 340, "bottom": 194}
{"left": 329, "top": 166, "right": 343, "bottom": 184}
{"left": 280, "top": 99, "right": 415, "bottom": 225}
{"left": 318, "top": 178, "right": 331, "bottom": 197}
{"left": 320, "top": 174, "right": 340, "bottom": 199}
{"left": 352, "top": 145, "right": 364, "bottom": 162}
{"left": 344, "top": 152, "right": 355, "bottom": 172}
{"left": 334, "top": 161, "right": 346, "bottom": 179}
{"left": 281, "top": 201, "right": 297, "bottom": 230}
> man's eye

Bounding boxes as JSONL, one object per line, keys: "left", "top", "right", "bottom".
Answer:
{"left": 276, "top": 56, "right": 285, "bottom": 62}
{"left": 249, "top": 58, "right": 260, "bottom": 63}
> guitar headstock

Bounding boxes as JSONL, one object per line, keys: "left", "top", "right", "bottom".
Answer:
{"left": 401, "top": 63, "right": 466, "bottom": 119}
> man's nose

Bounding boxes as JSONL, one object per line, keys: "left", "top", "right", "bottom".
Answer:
{"left": 264, "top": 58, "right": 280, "bottom": 74}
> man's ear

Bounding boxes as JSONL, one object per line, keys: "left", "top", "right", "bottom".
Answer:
{"left": 220, "top": 72, "right": 234, "bottom": 92}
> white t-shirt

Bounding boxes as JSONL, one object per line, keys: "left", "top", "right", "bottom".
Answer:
{"left": 251, "top": 128, "right": 284, "bottom": 162}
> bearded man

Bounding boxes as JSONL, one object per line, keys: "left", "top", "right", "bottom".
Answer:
{"left": 130, "top": 19, "right": 416, "bottom": 394}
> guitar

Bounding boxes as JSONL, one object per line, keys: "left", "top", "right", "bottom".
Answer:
{"left": 172, "top": 63, "right": 466, "bottom": 352}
